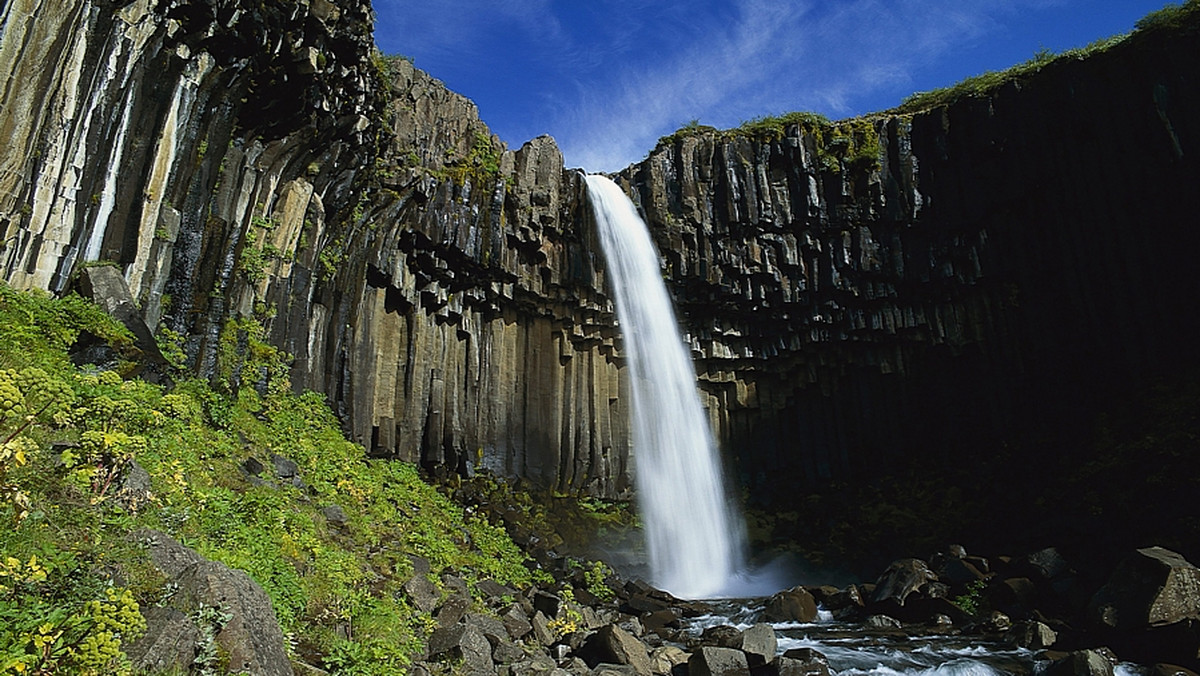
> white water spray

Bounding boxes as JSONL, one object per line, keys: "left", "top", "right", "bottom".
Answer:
{"left": 586, "top": 174, "right": 747, "bottom": 599}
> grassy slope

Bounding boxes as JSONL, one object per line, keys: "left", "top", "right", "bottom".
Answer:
{"left": 0, "top": 283, "right": 539, "bottom": 674}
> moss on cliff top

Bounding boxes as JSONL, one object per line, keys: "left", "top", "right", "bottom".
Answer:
{"left": 894, "top": 0, "right": 1200, "bottom": 114}
{"left": 655, "top": 111, "right": 881, "bottom": 174}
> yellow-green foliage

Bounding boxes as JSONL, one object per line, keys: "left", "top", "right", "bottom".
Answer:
{"left": 0, "top": 282, "right": 535, "bottom": 675}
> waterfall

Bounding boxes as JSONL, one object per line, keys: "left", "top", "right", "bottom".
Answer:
{"left": 586, "top": 174, "right": 747, "bottom": 599}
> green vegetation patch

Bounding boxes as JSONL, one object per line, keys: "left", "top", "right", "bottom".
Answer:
{"left": 655, "top": 112, "right": 881, "bottom": 174}
{"left": 0, "top": 282, "right": 536, "bottom": 674}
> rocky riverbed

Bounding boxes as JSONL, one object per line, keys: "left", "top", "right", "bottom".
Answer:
{"left": 390, "top": 537, "right": 1200, "bottom": 676}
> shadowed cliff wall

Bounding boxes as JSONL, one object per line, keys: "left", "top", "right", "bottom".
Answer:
{"left": 2, "top": 0, "right": 1198, "bottom": 521}
{"left": 617, "top": 17, "right": 1200, "bottom": 525}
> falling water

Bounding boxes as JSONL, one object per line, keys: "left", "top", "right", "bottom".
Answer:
{"left": 586, "top": 174, "right": 747, "bottom": 599}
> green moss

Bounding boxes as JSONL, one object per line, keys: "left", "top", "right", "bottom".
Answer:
{"left": 0, "top": 283, "right": 539, "bottom": 674}
{"left": 655, "top": 111, "right": 880, "bottom": 176}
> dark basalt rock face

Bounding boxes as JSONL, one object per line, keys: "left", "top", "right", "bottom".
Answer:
{"left": 3, "top": 1, "right": 1200, "bottom": 544}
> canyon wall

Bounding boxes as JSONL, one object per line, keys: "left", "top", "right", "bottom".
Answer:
{"left": 619, "top": 26, "right": 1200, "bottom": 502}
{"left": 2, "top": 0, "right": 1198, "bottom": 510}
{"left": 0, "top": 0, "right": 635, "bottom": 497}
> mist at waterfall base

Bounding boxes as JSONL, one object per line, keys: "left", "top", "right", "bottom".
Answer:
{"left": 586, "top": 174, "right": 795, "bottom": 600}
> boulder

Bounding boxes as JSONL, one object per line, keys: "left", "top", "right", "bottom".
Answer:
{"left": 1043, "top": 650, "right": 1115, "bottom": 676}
{"left": 435, "top": 593, "right": 470, "bottom": 626}
{"left": 531, "top": 610, "right": 555, "bottom": 645}
{"left": 579, "top": 624, "right": 654, "bottom": 676}
{"left": 123, "top": 606, "right": 198, "bottom": 672}
{"left": 1088, "top": 547, "right": 1200, "bottom": 630}
{"left": 403, "top": 575, "right": 440, "bottom": 613}
{"left": 76, "top": 265, "right": 165, "bottom": 364}
{"left": 763, "top": 586, "right": 819, "bottom": 623}
{"left": 989, "top": 577, "right": 1037, "bottom": 615}
{"left": 822, "top": 585, "right": 865, "bottom": 614}
{"left": 865, "top": 615, "right": 902, "bottom": 629}
{"left": 501, "top": 604, "right": 534, "bottom": 640}
{"left": 466, "top": 613, "right": 509, "bottom": 645}
{"left": 533, "top": 590, "right": 562, "bottom": 618}
{"left": 320, "top": 504, "right": 349, "bottom": 526}
{"left": 738, "top": 623, "right": 777, "bottom": 666}
{"left": 649, "top": 645, "right": 689, "bottom": 675}
{"left": 478, "top": 579, "right": 516, "bottom": 604}
{"left": 135, "top": 530, "right": 294, "bottom": 676}
{"left": 1016, "top": 548, "right": 1072, "bottom": 581}
{"left": 427, "top": 624, "right": 495, "bottom": 674}
{"left": 776, "top": 648, "right": 832, "bottom": 676}
{"left": 594, "top": 666, "right": 642, "bottom": 676}
{"left": 1005, "top": 619, "right": 1057, "bottom": 649}
{"left": 700, "top": 624, "right": 743, "bottom": 648}
{"left": 689, "top": 646, "right": 751, "bottom": 676}
{"left": 642, "top": 608, "right": 682, "bottom": 635}
{"left": 872, "top": 559, "right": 937, "bottom": 606}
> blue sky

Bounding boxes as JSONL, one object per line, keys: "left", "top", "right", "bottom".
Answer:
{"left": 373, "top": 0, "right": 1170, "bottom": 173}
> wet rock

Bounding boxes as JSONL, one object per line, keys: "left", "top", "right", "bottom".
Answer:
{"left": 984, "top": 610, "right": 1013, "bottom": 632}
{"left": 822, "top": 585, "right": 865, "bottom": 615}
{"left": 738, "top": 623, "right": 778, "bottom": 666}
{"left": 763, "top": 586, "right": 819, "bottom": 623}
{"left": 776, "top": 648, "right": 832, "bottom": 676}
{"left": 642, "top": 608, "right": 682, "bottom": 635}
{"left": 688, "top": 645, "right": 751, "bottom": 676}
{"left": 865, "top": 615, "right": 903, "bottom": 629}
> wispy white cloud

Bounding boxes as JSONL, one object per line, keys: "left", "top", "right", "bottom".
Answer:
{"left": 555, "top": 0, "right": 1070, "bottom": 171}
{"left": 374, "top": 0, "right": 1101, "bottom": 172}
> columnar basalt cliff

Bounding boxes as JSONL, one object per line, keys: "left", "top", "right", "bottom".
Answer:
{"left": 0, "top": 0, "right": 636, "bottom": 497}
{"left": 2, "top": 0, "right": 1199, "bottom": 535}
{"left": 617, "top": 26, "right": 1200, "bottom": 520}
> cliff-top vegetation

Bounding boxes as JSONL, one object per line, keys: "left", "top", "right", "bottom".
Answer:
{"left": 655, "top": 0, "right": 1199, "bottom": 161}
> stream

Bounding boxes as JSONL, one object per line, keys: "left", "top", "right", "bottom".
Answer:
{"left": 682, "top": 599, "right": 1148, "bottom": 676}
